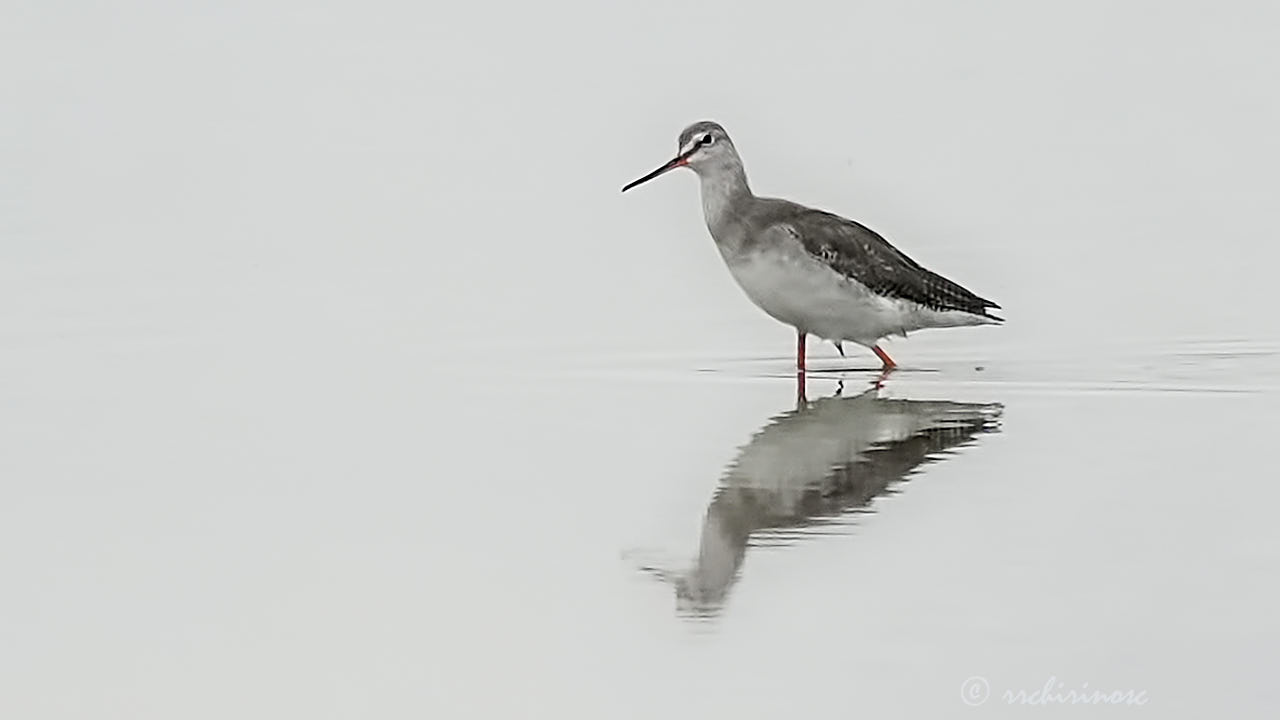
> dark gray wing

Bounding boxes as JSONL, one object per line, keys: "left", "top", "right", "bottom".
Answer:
{"left": 774, "top": 209, "right": 1003, "bottom": 319}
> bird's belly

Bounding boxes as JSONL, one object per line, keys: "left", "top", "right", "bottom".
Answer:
{"left": 726, "top": 254, "right": 904, "bottom": 345}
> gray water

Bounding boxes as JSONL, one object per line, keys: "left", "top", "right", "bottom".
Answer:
{"left": 4, "top": 1, "right": 1280, "bottom": 717}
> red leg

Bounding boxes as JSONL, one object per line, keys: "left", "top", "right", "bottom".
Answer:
{"left": 796, "top": 329, "right": 807, "bottom": 372}
{"left": 873, "top": 368, "right": 892, "bottom": 389}
{"left": 872, "top": 345, "right": 897, "bottom": 370}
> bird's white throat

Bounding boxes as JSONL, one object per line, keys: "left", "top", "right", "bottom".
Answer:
{"left": 697, "top": 167, "right": 752, "bottom": 251}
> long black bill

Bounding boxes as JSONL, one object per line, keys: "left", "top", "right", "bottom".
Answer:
{"left": 621, "top": 153, "right": 689, "bottom": 192}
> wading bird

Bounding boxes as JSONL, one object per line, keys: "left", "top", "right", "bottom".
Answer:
{"left": 623, "top": 121, "right": 1002, "bottom": 371}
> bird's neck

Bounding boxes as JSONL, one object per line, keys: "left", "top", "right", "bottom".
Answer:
{"left": 698, "top": 165, "right": 753, "bottom": 247}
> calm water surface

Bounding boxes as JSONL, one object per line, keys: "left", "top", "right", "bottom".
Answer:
{"left": 3, "top": 319, "right": 1277, "bottom": 716}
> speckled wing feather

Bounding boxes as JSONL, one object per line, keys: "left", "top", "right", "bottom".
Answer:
{"left": 773, "top": 209, "right": 1003, "bottom": 319}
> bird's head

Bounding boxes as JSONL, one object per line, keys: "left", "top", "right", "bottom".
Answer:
{"left": 622, "top": 121, "right": 738, "bottom": 192}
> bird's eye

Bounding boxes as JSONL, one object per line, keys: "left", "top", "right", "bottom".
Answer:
{"left": 700, "top": 134, "right": 714, "bottom": 146}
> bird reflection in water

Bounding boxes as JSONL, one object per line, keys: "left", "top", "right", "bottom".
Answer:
{"left": 638, "top": 374, "right": 1002, "bottom": 618}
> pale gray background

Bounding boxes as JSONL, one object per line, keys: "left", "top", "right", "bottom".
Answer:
{"left": 3, "top": 0, "right": 1278, "bottom": 717}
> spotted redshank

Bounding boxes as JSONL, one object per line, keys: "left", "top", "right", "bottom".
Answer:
{"left": 622, "top": 121, "right": 1002, "bottom": 371}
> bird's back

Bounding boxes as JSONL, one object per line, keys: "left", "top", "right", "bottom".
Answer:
{"left": 743, "top": 197, "right": 1002, "bottom": 320}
